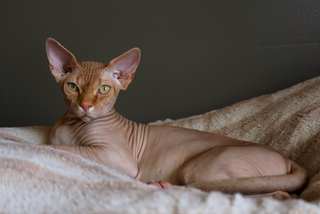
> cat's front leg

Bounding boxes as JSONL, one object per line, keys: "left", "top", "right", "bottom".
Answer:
{"left": 46, "top": 144, "right": 102, "bottom": 163}
{"left": 46, "top": 144, "right": 139, "bottom": 178}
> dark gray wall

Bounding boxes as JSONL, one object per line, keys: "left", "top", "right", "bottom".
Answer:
{"left": 1, "top": 0, "right": 320, "bottom": 127}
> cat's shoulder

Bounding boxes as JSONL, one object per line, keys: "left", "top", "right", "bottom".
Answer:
{"left": 49, "top": 116, "right": 81, "bottom": 145}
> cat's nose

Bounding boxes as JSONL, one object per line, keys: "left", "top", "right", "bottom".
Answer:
{"left": 80, "top": 103, "right": 92, "bottom": 113}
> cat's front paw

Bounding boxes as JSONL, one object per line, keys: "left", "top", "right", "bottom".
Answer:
{"left": 147, "top": 181, "right": 172, "bottom": 188}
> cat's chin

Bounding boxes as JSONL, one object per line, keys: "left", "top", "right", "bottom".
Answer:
{"left": 81, "top": 116, "right": 92, "bottom": 122}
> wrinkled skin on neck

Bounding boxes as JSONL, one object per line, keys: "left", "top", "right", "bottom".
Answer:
{"left": 50, "top": 108, "right": 143, "bottom": 178}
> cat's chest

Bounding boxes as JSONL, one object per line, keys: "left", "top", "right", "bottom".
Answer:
{"left": 50, "top": 120, "right": 126, "bottom": 146}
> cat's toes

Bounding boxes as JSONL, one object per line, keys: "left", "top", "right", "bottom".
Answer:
{"left": 148, "top": 181, "right": 161, "bottom": 188}
{"left": 159, "top": 181, "right": 171, "bottom": 188}
{"left": 148, "top": 181, "right": 172, "bottom": 188}
{"left": 272, "top": 191, "right": 298, "bottom": 200}
{"left": 247, "top": 191, "right": 299, "bottom": 200}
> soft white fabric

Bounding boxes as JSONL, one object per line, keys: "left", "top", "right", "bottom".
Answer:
{"left": 2, "top": 77, "right": 320, "bottom": 213}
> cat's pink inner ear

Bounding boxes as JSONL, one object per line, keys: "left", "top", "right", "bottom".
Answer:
{"left": 109, "top": 48, "right": 141, "bottom": 89}
{"left": 46, "top": 38, "right": 78, "bottom": 82}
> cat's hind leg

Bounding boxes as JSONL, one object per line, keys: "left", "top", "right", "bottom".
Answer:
{"left": 179, "top": 146, "right": 308, "bottom": 196}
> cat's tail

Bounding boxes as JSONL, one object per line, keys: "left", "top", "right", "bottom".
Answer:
{"left": 185, "top": 160, "right": 309, "bottom": 195}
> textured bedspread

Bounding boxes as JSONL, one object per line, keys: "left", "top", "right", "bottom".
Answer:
{"left": 2, "top": 77, "right": 320, "bottom": 213}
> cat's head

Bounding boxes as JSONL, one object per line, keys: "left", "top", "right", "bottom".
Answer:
{"left": 45, "top": 38, "right": 140, "bottom": 122}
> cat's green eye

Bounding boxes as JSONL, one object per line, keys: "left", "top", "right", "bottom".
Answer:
{"left": 68, "top": 83, "right": 79, "bottom": 92}
{"left": 99, "top": 86, "right": 110, "bottom": 94}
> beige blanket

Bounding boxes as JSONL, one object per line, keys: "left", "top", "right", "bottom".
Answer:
{"left": 2, "top": 77, "right": 320, "bottom": 213}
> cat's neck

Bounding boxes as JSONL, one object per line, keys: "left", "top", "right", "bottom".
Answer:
{"left": 58, "top": 108, "right": 147, "bottom": 160}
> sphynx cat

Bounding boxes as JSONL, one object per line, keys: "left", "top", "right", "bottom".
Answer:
{"left": 46, "top": 38, "right": 308, "bottom": 199}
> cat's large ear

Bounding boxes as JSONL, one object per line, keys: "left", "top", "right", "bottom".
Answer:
{"left": 108, "top": 48, "right": 141, "bottom": 90}
{"left": 46, "top": 38, "right": 78, "bottom": 82}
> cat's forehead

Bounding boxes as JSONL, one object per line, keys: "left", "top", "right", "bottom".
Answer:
{"left": 72, "top": 61, "right": 114, "bottom": 86}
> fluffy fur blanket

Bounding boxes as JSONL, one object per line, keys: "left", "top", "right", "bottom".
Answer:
{"left": 2, "top": 77, "right": 320, "bottom": 213}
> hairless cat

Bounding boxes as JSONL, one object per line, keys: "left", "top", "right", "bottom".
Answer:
{"left": 46, "top": 38, "right": 308, "bottom": 200}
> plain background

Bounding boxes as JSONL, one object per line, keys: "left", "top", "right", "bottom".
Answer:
{"left": 1, "top": 0, "right": 320, "bottom": 127}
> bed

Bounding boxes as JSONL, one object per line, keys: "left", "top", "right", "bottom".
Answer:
{"left": 1, "top": 77, "right": 320, "bottom": 213}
